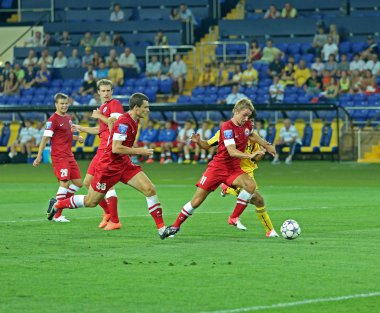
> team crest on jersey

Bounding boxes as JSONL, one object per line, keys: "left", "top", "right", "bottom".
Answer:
{"left": 118, "top": 123, "right": 128, "bottom": 134}
{"left": 69, "top": 120, "right": 72, "bottom": 126}
{"left": 45, "top": 121, "right": 52, "bottom": 129}
{"left": 103, "top": 107, "right": 107, "bottom": 113}
{"left": 245, "top": 128, "right": 250, "bottom": 136}
{"left": 224, "top": 129, "right": 233, "bottom": 139}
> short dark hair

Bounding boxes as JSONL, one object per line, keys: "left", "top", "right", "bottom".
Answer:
{"left": 129, "top": 93, "right": 149, "bottom": 109}
{"left": 54, "top": 93, "right": 68, "bottom": 103}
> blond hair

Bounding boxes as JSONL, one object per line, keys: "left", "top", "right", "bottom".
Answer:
{"left": 233, "top": 98, "right": 255, "bottom": 113}
{"left": 97, "top": 79, "right": 113, "bottom": 91}
{"left": 54, "top": 93, "right": 68, "bottom": 103}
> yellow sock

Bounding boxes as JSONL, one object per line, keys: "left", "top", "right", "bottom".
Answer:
{"left": 226, "top": 186, "right": 239, "bottom": 197}
{"left": 255, "top": 206, "right": 274, "bottom": 232}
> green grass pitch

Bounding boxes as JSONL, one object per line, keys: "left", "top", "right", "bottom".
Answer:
{"left": 0, "top": 161, "right": 379, "bottom": 313}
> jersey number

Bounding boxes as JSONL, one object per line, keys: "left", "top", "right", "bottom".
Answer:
{"left": 96, "top": 182, "right": 107, "bottom": 191}
{"left": 60, "top": 169, "right": 68, "bottom": 177}
{"left": 200, "top": 175, "right": 207, "bottom": 185}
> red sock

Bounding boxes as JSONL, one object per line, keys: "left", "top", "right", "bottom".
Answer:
{"left": 230, "top": 199, "right": 249, "bottom": 219}
{"left": 173, "top": 202, "right": 194, "bottom": 228}
{"left": 107, "top": 196, "right": 119, "bottom": 223}
{"left": 146, "top": 195, "right": 164, "bottom": 229}
{"left": 55, "top": 195, "right": 84, "bottom": 209}
{"left": 99, "top": 198, "right": 110, "bottom": 214}
{"left": 55, "top": 187, "right": 68, "bottom": 218}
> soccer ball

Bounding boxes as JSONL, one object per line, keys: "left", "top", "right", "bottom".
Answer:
{"left": 280, "top": 220, "right": 301, "bottom": 240}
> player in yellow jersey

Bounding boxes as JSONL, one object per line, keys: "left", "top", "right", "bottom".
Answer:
{"left": 191, "top": 121, "right": 279, "bottom": 237}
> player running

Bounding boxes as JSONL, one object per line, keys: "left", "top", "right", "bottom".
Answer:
{"left": 33, "top": 93, "right": 84, "bottom": 222}
{"left": 191, "top": 119, "right": 279, "bottom": 237}
{"left": 162, "top": 99, "right": 266, "bottom": 238}
{"left": 71, "top": 79, "right": 123, "bottom": 230}
{"left": 45, "top": 93, "right": 176, "bottom": 240}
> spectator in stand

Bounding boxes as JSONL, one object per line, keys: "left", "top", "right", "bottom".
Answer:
{"left": 321, "top": 77, "right": 338, "bottom": 102}
{"left": 53, "top": 50, "right": 68, "bottom": 68}
{"left": 249, "top": 40, "right": 262, "bottom": 62}
{"left": 325, "top": 54, "right": 338, "bottom": 77}
{"left": 365, "top": 53, "right": 380, "bottom": 76}
{"left": 359, "top": 69, "right": 378, "bottom": 94}
{"left": 92, "top": 51, "right": 103, "bottom": 68}
{"left": 321, "top": 70, "right": 332, "bottom": 89}
{"left": 264, "top": 5, "right": 280, "bottom": 19}
{"left": 272, "top": 119, "right": 302, "bottom": 165}
{"left": 169, "top": 54, "right": 187, "bottom": 94}
{"left": 43, "top": 33, "right": 57, "bottom": 47}
{"left": 9, "top": 120, "right": 36, "bottom": 159}
{"left": 170, "top": 8, "right": 180, "bottom": 21}
{"left": 337, "top": 53, "right": 350, "bottom": 76}
{"left": 215, "top": 62, "right": 229, "bottom": 87}
{"left": 231, "top": 64, "right": 243, "bottom": 85}
{"left": 338, "top": 70, "right": 351, "bottom": 94}
{"left": 59, "top": 31, "right": 72, "bottom": 46}
{"left": 146, "top": 55, "right": 162, "bottom": 79}
{"left": 269, "top": 76, "right": 284, "bottom": 104}
{"left": 241, "top": 62, "right": 259, "bottom": 86}
{"left": 362, "top": 35, "right": 379, "bottom": 60}
{"left": 80, "top": 32, "right": 95, "bottom": 47}
{"left": 350, "top": 70, "right": 362, "bottom": 94}
{"left": 107, "top": 61, "right": 124, "bottom": 86}
{"left": 105, "top": 48, "right": 119, "bottom": 68}
{"left": 34, "top": 63, "right": 51, "bottom": 87}
{"left": 155, "top": 31, "right": 168, "bottom": 46}
{"left": 1, "top": 61, "right": 12, "bottom": 79}
{"left": 24, "top": 31, "right": 43, "bottom": 47}
{"left": 119, "top": 47, "right": 140, "bottom": 72}
{"left": 38, "top": 48, "right": 53, "bottom": 68}
{"left": 311, "top": 26, "right": 327, "bottom": 57}
{"left": 95, "top": 32, "right": 111, "bottom": 47}
{"left": 13, "top": 63, "right": 25, "bottom": 83}
{"left": 32, "top": 121, "right": 45, "bottom": 148}
{"left": 84, "top": 64, "right": 97, "bottom": 81}
{"left": 304, "top": 69, "right": 322, "bottom": 96}
{"left": 294, "top": 60, "right": 311, "bottom": 87}
{"left": 96, "top": 62, "right": 109, "bottom": 79}
{"left": 255, "top": 119, "right": 267, "bottom": 139}
{"left": 219, "top": 83, "right": 247, "bottom": 104}
{"left": 179, "top": 3, "right": 197, "bottom": 25}
{"left": 110, "top": 3, "right": 125, "bottom": 22}
{"left": 193, "top": 120, "right": 212, "bottom": 164}
{"left": 311, "top": 56, "right": 325, "bottom": 76}
{"left": 280, "top": 62, "right": 296, "bottom": 87}
{"left": 160, "top": 56, "right": 171, "bottom": 79}
{"left": 158, "top": 121, "right": 177, "bottom": 164}
{"left": 112, "top": 33, "right": 126, "bottom": 47}
{"left": 261, "top": 39, "right": 283, "bottom": 63}
{"left": 0, "top": 74, "right": 5, "bottom": 94}
{"left": 328, "top": 24, "right": 340, "bottom": 45}
{"left": 140, "top": 120, "right": 159, "bottom": 164}
{"left": 67, "top": 48, "right": 81, "bottom": 68}
{"left": 177, "top": 120, "right": 195, "bottom": 164}
{"left": 89, "top": 92, "right": 102, "bottom": 106}
{"left": 268, "top": 53, "right": 284, "bottom": 78}
{"left": 82, "top": 46, "right": 93, "bottom": 67}
{"left": 350, "top": 53, "right": 365, "bottom": 73}
{"left": 198, "top": 64, "right": 216, "bottom": 87}
{"left": 281, "top": 3, "right": 297, "bottom": 18}
{"left": 322, "top": 36, "right": 339, "bottom": 62}
{"left": 23, "top": 49, "right": 38, "bottom": 67}
{"left": 22, "top": 64, "right": 36, "bottom": 89}
{"left": 3, "top": 71, "right": 20, "bottom": 95}
{"left": 78, "top": 72, "right": 97, "bottom": 96}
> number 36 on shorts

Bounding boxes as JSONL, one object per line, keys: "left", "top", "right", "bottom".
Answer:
{"left": 96, "top": 182, "right": 107, "bottom": 191}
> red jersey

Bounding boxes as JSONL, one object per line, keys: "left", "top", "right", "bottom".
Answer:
{"left": 98, "top": 112, "right": 139, "bottom": 172}
{"left": 211, "top": 120, "right": 253, "bottom": 169}
{"left": 98, "top": 99, "right": 124, "bottom": 150}
{"left": 43, "top": 113, "right": 73, "bottom": 158}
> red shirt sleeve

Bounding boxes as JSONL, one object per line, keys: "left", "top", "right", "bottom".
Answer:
{"left": 109, "top": 99, "right": 124, "bottom": 116}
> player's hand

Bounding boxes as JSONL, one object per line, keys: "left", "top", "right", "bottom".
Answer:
{"left": 265, "top": 144, "right": 276, "bottom": 157}
{"left": 71, "top": 124, "right": 81, "bottom": 133}
{"left": 253, "top": 148, "right": 266, "bottom": 162}
{"left": 108, "top": 117, "right": 117, "bottom": 131}
{"left": 143, "top": 148, "right": 154, "bottom": 156}
{"left": 91, "top": 109, "right": 101, "bottom": 119}
{"left": 250, "top": 150, "right": 265, "bottom": 160}
{"left": 33, "top": 156, "right": 41, "bottom": 167}
{"left": 78, "top": 136, "right": 84, "bottom": 144}
{"left": 190, "top": 133, "right": 200, "bottom": 143}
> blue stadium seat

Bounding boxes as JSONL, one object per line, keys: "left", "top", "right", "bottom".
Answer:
{"left": 320, "top": 125, "right": 333, "bottom": 146}
{"left": 266, "top": 125, "right": 276, "bottom": 143}
{"left": 159, "top": 79, "right": 172, "bottom": 94}
{"left": 177, "top": 95, "right": 191, "bottom": 104}
{"left": 192, "top": 87, "right": 205, "bottom": 97}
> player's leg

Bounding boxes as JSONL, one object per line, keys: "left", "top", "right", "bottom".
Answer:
{"left": 53, "top": 179, "right": 71, "bottom": 222}
{"left": 103, "top": 187, "right": 119, "bottom": 229}
{"left": 250, "top": 190, "right": 278, "bottom": 237}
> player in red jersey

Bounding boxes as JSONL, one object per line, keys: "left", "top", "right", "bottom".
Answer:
{"left": 162, "top": 99, "right": 266, "bottom": 238}
{"left": 71, "top": 79, "right": 123, "bottom": 230}
{"left": 33, "top": 93, "right": 84, "bottom": 222}
{"left": 46, "top": 93, "right": 177, "bottom": 239}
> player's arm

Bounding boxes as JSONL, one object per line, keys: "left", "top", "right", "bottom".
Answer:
{"left": 249, "top": 132, "right": 276, "bottom": 156}
{"left": 71, "top": 124, "right": 100, "bottom": 135}
{"left": 190, "top": 133, "right": 210, "bottom": 149}
{"left": 226, "top": 144, "right": 264, "bottom": 159}
{"left": 33, "top": 136, "right": 49, "bottom": 167}
{"left": 73, "top": 134, "right": 84, "bottom": 143}
{"left": 112, "top": 139, "right": 153, "bottom": 156}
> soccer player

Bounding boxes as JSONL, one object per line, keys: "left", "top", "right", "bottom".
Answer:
{"left": 33, "top": 93, "right": 84, "bottom": 222}
{"left": 162, "top": 99, "right": 266, "bottom": 238}
{"left": 191, "top": 120, "right": 279, "bottom": 237}
{"left": 46, "top": 93, "right": 176, "bottom": 240}
{"left": 71, "top": 79, "right": 123, "bottom": 230}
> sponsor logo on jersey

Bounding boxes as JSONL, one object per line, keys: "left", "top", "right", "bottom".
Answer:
{"left": 118, "top": 123, "right": 128, "bottom": 134}
{"left": 103, "top": 107, "right": 107, "bottom": 113}
{"left": 245, "top": 128, "right": 250, "bottom": 136}
{"left": 46, "top": 121, "right": 52, "bottom": 129}
{"left": 223, "top": 129, "right": 233, "bottom": 139}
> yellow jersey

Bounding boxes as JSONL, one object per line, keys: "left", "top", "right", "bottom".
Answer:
{"left": 207, "top": 130, "right": 260, "bottom": 174}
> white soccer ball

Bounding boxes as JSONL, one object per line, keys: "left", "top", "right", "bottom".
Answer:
{"left": 280, "top": 219, "right": 301, "bottom": 240}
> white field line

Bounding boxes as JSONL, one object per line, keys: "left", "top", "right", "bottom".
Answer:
{"left": 199, "top": 291, "right": 380, "bottom": 313}
{"left": 0, "top": 206, "right": 332, "bottom": 224}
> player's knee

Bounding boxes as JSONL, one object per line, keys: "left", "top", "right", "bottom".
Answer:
{"left": 244, "top": 181, "right": 256, "bottom": 194}
{"left": 144, "top": 183, "right": 156, "bottom": 197}
{"left": 84, "top": 198, "right": 97, "bottom": 208}
{"left": 75, "top": 181, "right": 83, "bottom": 188}
{"left": 253, "top": 194, "right": 264, "bottom": 207}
